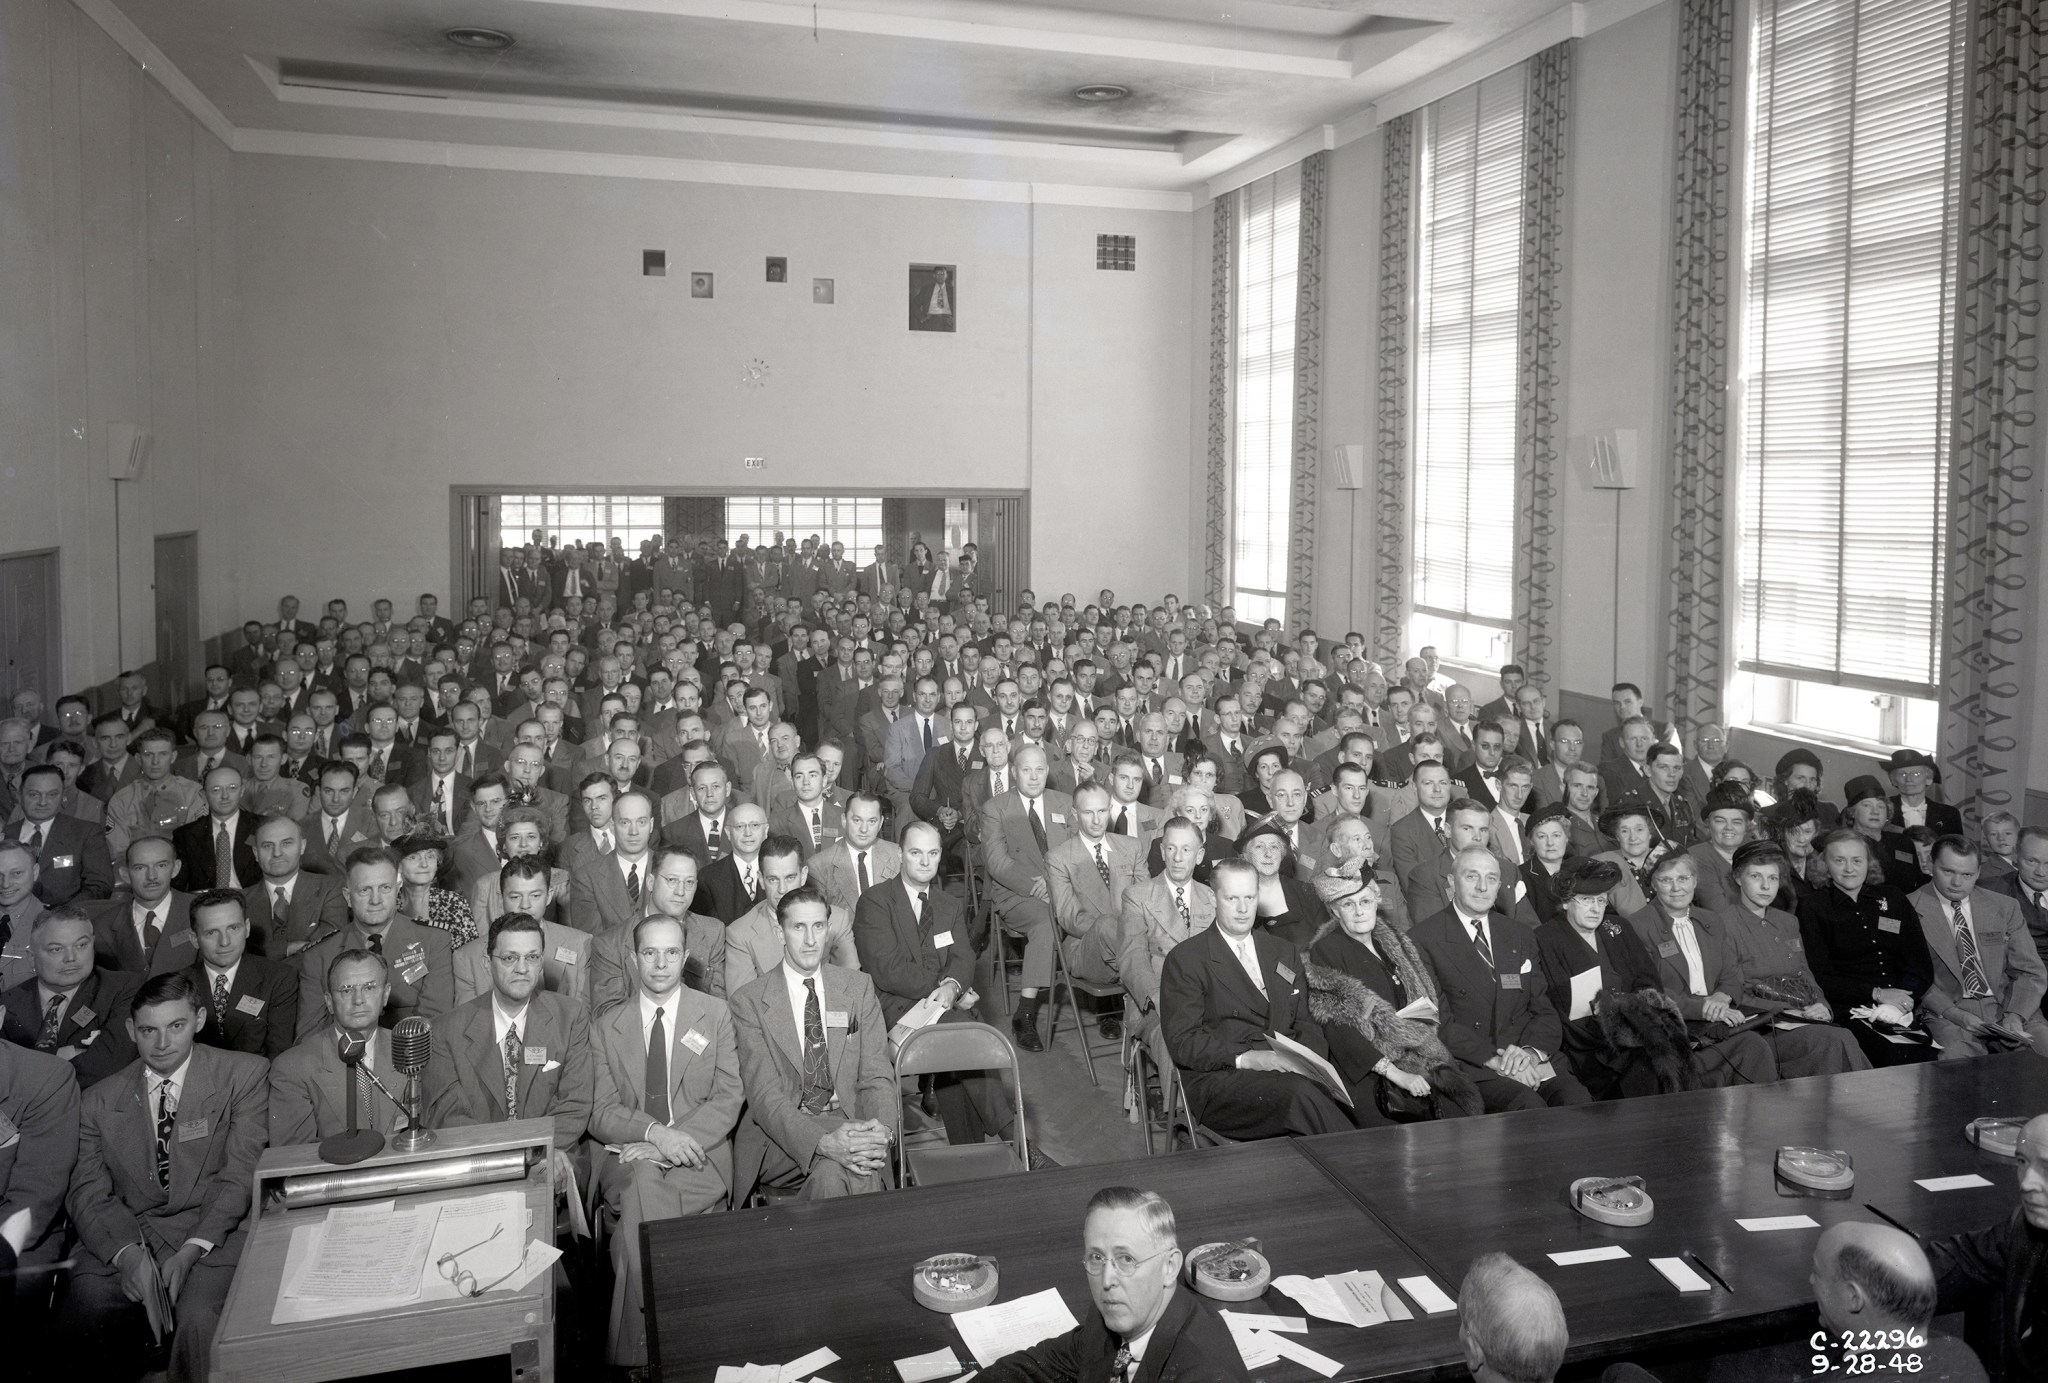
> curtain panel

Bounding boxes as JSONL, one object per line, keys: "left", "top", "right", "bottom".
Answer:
{"left": 1289, "top": 151, "right": 1329, "bottom": 631}
{"left": 1373, "top": 115, "right": 1416, "bottom": 670}
{"left": 1203, "top": 193, "right": 1236, "bottom": 613}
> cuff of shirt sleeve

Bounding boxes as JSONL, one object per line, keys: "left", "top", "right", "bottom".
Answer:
{"left": 184, "top": 1238, "right": 215, "bottom": 1255}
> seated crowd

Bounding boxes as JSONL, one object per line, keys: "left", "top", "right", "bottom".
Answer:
{"left": 0, "top": 529, "right": 2041, "bottom": 1381}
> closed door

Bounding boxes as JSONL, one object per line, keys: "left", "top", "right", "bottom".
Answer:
{"left": 154, "top": 533, "right": 200, "bottom": 712}
{"left": 0, "top": 551, "right": 60, "bottom": 707}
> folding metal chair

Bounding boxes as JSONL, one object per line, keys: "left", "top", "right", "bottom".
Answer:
{"left": 1171, "top": 1071, "right": 1238, "bottom": 1149}
{"left": 1045, "top": 941, "right": 1126, "bottom": 1087}
{"left": 893, "top": 1021, "right": 1031, "bottom": 1186}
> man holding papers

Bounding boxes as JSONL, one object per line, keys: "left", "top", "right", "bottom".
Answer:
{"left": 978, "top": 1186, "right": 1246, "bottom": 1383}
{"left": 589, "top": 912, "right": 743, "bottom": 1370}
{"left": 55, "top": 971, "right": 268, "bottom": 1383}
{"left": 1158, "top": 859, "right": 1358, "bottom": 1139}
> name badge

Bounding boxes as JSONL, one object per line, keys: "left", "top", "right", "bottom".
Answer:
{"left": 178, "top": 1117, "right": 210, "bottom": 1142}
{"left": 169, "top": 931, "right": 195, "bottom": 948}
{"left": 1499, "top": 973, "right": 1524, "bottom": 991}
{"left": 1050, "top": 813, "right": 1066, "bottom": 825}
{"left": 1167, "top": 775, "right": 1183, "bottom": 785}
{"left": 680, "top": 1028, "right": 708, "bottom": 1055}
{"left": 1275, "top": 963, "right": 1296, "bottom": 985}
{"left": 70, "top": 1005, "right": 96, "bottom": 1028}
{"left": 825, "top": 1010, "right": 850, "bottom": 1028}
{"left": 401, "top": 942, "right": 426, "bottom": 963}
{"left": 932, "top": 930, "right": 954, "bottom": 949}
{"left": 1878, "top": 917, "right": 1902, "bottom": 934}
{"left": 554, "top": 946, "right": 579, "bottom": 964}
{"left": 235, "top": 995, "right": 265, "bottom": 1017}
{"left": 1658, "top": 940, "right": 1680, "bottom": 959}
{"left": 52, "top": 854, "right": 74, "bottom": 869}
{"left": 523, "top": 1045, "right": 548, "bottom": 1066}
{"left": 400, "top": 962, "right": 427, "bottom": 985}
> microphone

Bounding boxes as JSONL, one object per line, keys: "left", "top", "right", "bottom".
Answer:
{"left": 318, "top": 1032, "right": 385, "bottom": 1166}
{"left": 390, "top": 1016, "right": 436, "bottom": 1152}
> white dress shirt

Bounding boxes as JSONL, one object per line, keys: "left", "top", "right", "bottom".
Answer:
{"left": 1668, "top": 912, "right": 1709, "bottom": 996}
{"left": 782, "top": 962, "right": 831, "bottom": 1062}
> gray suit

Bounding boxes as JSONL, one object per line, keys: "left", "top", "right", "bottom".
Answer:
{"left": 1909, "top": 885, "right": 2048, "bottom": 1058}
{"left": 807, "top": 839, "right": 901, "bottom": 912}
{"left": 1047, "top": 833, "right": 1143, "bottom": 986}
{"left": 979, "top": 789, "right": 1074, "bottom": 990}
{"left": 267, "top": 1027, "right": 401, "bottom": 1146}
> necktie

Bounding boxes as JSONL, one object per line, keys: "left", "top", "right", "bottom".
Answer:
{"left": 1149, "top": 758, "right": 1162, "bottom": 784}
{"left": 28, "top": 821, "right": 45, "bottom": 856}
{"left": 1027, "top": 801, "right": 1048, "bottom": 856}
{"left": 142, "top": 909, "right": 161, "bottom": 956}
{"left": 212, "top": 971, "right": 230, "bottom": 1019}
{"left": 810, "top": 808, "right": 823, "bottom": 845}
{"left": 369, "top": 751, "right": 386, "bottom": 782}
{"left": 462, "top": 743, "right": 475, "bottom": 777}
{"left": 503, "top": 1025, "right": 521, "bottom": 1118}
{"left": 625, "top": 863, "right": 641, "bottom": 909}
{"left": 912, "top": 888, "right": 926, "bottom": 922}
{"left": 1112, "top": 1345, "right": 1133, "bottom": 1383}
{"left": 217, "top": 823, "right": 235, "bottom": 887}
{"left": 800, "top": 978, "right": 834, "bottom": 1114}
{"left": 35, "top": 993, "right": 63, "bottom": 1050}
{"left": 273, "top": 886, "right": 289, "bottom": 923}
{"left": 742, "top": 865, "right": 757, "bottom": 898}
{"left": 1175, "top": 885, "right": 1191, "bottom": 925}
{"left": 1952, "top": 899, "right": 1993, "bottom": 998}
{"left": 922, "top": 717, "right": 935, "bottom": 752}
{"left": 432, "top": 778, "right": 448, "bottom": 829}
{"left": 1470, "top": 920, "right": 1494, "bottom": 970}
{"left": 326, "top": 816, "right": 340, "bottom": 851}
{"left": 1113, "top": 807, "right": 1129, "bottom": 837}
{"left": 597, "top": 830, "right": 613, "bottom": 855}
{"left": 707, "top": 818, "right": 723, "bottom": 857}
{"left": 857, "top": 849, "right": 872, "bottom": 893}
{"left": 367, "top": 931, "right": 384, "bottom": 955}
{"left": 1433, "top": 816, "right": 1448, "bottom": 846}
{"left": 646, "top": 1006, "right": 671, "bottom": 1125}
{"left": 993, "top": 770, "right": 1006, "bottom": 796}
{"left": 154, "top": 1079, "right": 175, "bottom": 1189}
{"left": 1238, "top": 937, "right": 1267, "bottom": 996}
{"left": 1094, "top": 844, "right": 1112, "bottom": 891}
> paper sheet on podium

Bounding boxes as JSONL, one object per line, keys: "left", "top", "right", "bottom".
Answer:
{"left": 272, "top": 1189, "right": 531, "bottom": 1324}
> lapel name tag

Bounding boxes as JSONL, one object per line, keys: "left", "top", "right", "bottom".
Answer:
{"left": 1275, "top": 962, "right": 1296, "bottom": 985}
{"left": 177, "top": 1117, "right": 210, "bottom": 1142}
{"left": 554, "top": 946, "right": 579, "bottom": 964}
{"left": 1658, "top": 940, "right": 1681, "bottom": 958}
{"left": 931, "top": 930, "right": 954, "bottom": 949}
{"left": 1499, "top": 973, "right": 1524, "bottom": 990}
{"left": 52, "top": 854, "right": 74, "bottom": 869}
{"left": 825, "top": 1009, "right": 850, "bottom": 1027}
{"left": 523, "top": 1045, "right": 548, "bottom": 1065}
{"left": 235, "top": 995, "right": 265, "bottom": 1017}
{"left": 1050, "top": 813, "right": 1066, "bottom": 825}
{"left": 70, "top": 1005, "right": 96, "bottom": 1028}
{"left": 1167, "top": 775, "right": 1183, "bottom": 785}
{"left": 402, "top": 942, "right": 426, "bottom": 962}
{"left": 169, "top": 930, "right": 195, "bottom": 948}
{"left": 1877, "top": 917, "right": 1902, "bottom": 933}
{"left": 400, "top": 962, "right": 427, "bottom": 985}
{"left": 680, "top": 1028, "right": 709, "bottom": 1055}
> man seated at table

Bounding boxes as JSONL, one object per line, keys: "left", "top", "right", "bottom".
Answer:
{"left": 1410, "top": 847, "right": 1591, "bottom": 1112}
{"left": 2, "top": 905, "right": 141, "bottom": 1088}
{"left": 54, "top": 972, "right": 268, "bottom": 1383}
{"left": 267, "top": 948, "right": 404, "bottom": 1145}
{"left": 1929, "top": 1110, "right": 2048, "bottom": 1382}
{"left": 1907, "top": 836, "right": 2048, "bottom": 1059}
{"left": 1456, "top": 1253, "right": 1567, "bottom": 1383}
{"left": 1158, "top": 858, "right": 1357, "bottom": 1139}
{"left": 731, "top": 885, "right": 896, "bottom": 1200}
{"left": 186, "top": 889, "right": 297, "bottom": 1060}
{"left": 589, "top": 913, "right": 743, "bottom": 1371}
{"left": 979, "top": 1185, "right": 1247, "bottom": 1383}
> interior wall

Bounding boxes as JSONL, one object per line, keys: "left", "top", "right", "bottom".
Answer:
{"left": 0, "top": 0, "right": 235, "bottom": 692}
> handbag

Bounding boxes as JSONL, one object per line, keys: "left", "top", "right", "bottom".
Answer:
{"left": 1374, "top": 1074, "right": 1438, "bottom": 1124}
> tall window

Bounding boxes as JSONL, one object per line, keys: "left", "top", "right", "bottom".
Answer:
{"left": 1411, "top": 65, "right": 1526, "bottom": 667}
{"left": 499, "top": 493, "right": 665, "bottom": 551}
{"left": 1232, "top": 165, "right": 1301, "bottom": 625}
{"left": 1734, "top": 0, "right": 1961, "bottom": 749}
{"left": 725, "top": 496, "right": 884, "bottom": 556}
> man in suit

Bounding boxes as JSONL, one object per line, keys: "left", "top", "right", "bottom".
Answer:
{"left": 590, "top": 911, "right": 743, "bottom": 1369}
{"left": 1987, "top": 826, "right": 2048, "bottom": 955}
{"left": 713, "top": 686, "right": 778, "bottom": 789}
{"left": 407, "top": 727, "right": 471, "bottom": 838}
{"left": 81, "top": 716, "right": 141, "bottom": 803}
{"left": 1598, "top": 716, "right": 1658, "bottom": 805}
{"left": 1928, "top": 1112, "right": 2048, "bottom": 1382}
{"left": 1389, "top": 766, "right": 1463, "bottom": 925}
{"left": 1456, "top": 723, "right": 1511, "bottom": 814}
{"left": 422, "top": 913, "right": 594, "bottom": 1160}
{"left": 569, "top": 788, "right": 662, "bottom": 936}
{"left": 1410, "top": 847, "right": 1590, "bottom": 1112}
{"left": 245, "top": 815, "right": 349, "bottom": 958}
{"left": 457, "top": 859, "right": 591, "bottom": 1008}
{"left": 502, "top": 742, "right": 570, "bottom": 846}
{"left": 1887, "top": 750, "right": 1963, "bottom": 838}
{"left": 769, "top": 753, "right": 847, "bottom": 860}
{"left": 187, "top": 889, "right": 297, "bottom": 1060}
{"left": 1131, "top": 714, "right": 1187, "bottom": 808}
{"left": 0, "top": 1039, "right": 79, "bottom": 1298}
{"left": 588, "top": 846, "right": 726, "bottom": 1016}
{"left": 697, "top": 802, "right": 771, "bottom": 924}
{"left": 171, "top": 766, "right": 265, "bottom": 893}
{"left": 267, "top": 948, "right": 403, "bottom": 1146}
{"left": 303, "top": 761, "right": 377, "bottom": 877}
{"left": 89, "top": 835, "right": 198, "bottom": 979}
{"left": 10, "top": 763, "right": 114, "bottom": 906}
{"left": 980, "top": 746, "right": 1069, "bottom": 1052}
{"left": 1910, "top": 837, "right": 2048, "bottom": 1058}
{"left": 0, "top": 840, "right": 41, "bottom": 994}
{"left": 1, "top": 907, "right": 140, "bottom": 1087}
{"left": 1158, "top": 859, "right": 1354, "bottom": 1140}
{"left": 662, "top": 758, "right": 732, "bottom": 866}
{"left": 910, "top": 703, "right": 982, "bottom": 862}
{"left": 1121, "top": 817, "right": 1218, "bottom": 1076}
{"left": 1048, "top": 782, "right": 1144, "bottom": 1041}
{"left": 294, "top": 846, "right": 455, "bottom": 1040}
{"left": 882, "top": 678, "right": 947, "bottom": 820}
{"left": 725, "top": 836, "right": 859, "bottom": 996}
{"left": 106, "top": 728, "right": 207, "bottom": 862}
{"left": 980, "top": 1185, "right": 1248, "bottom": 1383}
{"left": 1597, "top": 684, "right": 1676, "bottom": 764}
{"left": 731, "top": 882, "right": 896, "bottom": 1204}
{"left": 807, "top": 792, "right": 900, "bottom": 911}
{"left": 54, "top": 972, "right": 267, "bottom": 1383}
{"left": 172, "top": 711, "right": 248, "bottom": 788}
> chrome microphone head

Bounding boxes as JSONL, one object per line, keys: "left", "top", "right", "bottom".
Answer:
{"left": 391, "top": 1016, "right": 432, "bottom": 1075}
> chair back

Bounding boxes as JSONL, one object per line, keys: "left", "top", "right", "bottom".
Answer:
{"left": 893, "top": 1021, "right": 1030, "bottom": 1181}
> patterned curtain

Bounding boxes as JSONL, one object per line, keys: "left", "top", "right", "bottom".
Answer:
{"left": 1373, "top": 116, "right": 1416, "bottom": 670}
{"left": 1939, "top": 0, "right": 2045, "bottom": 828}
{"left": 1513, "top": 43, "right": 1572, "bottom": 690}
{"left": 1289, "top": 151, "right": 1328, "bottom": 631}
{"left": 1203, "top": 193, "right": 1236, "bottom": 612}
{"left": 1662, "top": 0, "right": 1738, "bottom": 739}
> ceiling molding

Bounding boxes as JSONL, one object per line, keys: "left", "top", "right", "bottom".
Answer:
{"left": 71, "top": 0, "right": 235, "bottom": 148}
{"left": 232, "top": 127, "right": 1197, "bottom": 210}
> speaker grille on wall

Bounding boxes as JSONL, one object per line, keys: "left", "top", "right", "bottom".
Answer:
{"left": 1096, "top": 235, "right": 1135, "bottom": 270}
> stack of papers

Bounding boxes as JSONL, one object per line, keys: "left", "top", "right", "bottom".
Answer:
{"left": 953, "top": 1289, "right": 1079, "bottom": 1367}
{"left": 1267, "top": 1032, "right": 1354, "bottom": 1108}
{"left": 717, "top": 1348, "right": 841, "bottom": 1383}
{"left": 285, "top": 1200, "right": 439, "bottom": 1305}
{"left": 1220, "top": 1312, "right": 1343, "bottom": 1377}
{"left": 893, "top": 1348, "right": 966, "bottom": 1383}
{"left": 1273, "top": 1272, "right": 1414, "bottom": 1327}
{"left": 271, "top": 1189, "right": 540, "bottom": 1325}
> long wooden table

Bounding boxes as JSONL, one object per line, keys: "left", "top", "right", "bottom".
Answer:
{"left": 645, "top": 1056, "right": 2046, "bottom": 1382}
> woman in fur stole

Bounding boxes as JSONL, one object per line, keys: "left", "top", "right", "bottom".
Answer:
{"left": 1304, "top": 866, "right": 1484, "bottom": 1125}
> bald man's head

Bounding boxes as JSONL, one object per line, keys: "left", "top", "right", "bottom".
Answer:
{"left": 1458, "top": 1253, "right": 1566, "bottom": 1383}
{"left": 1811, "top": 1223, "right": 1936, "bottom": 1335}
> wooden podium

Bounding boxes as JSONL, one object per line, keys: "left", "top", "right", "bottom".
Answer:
{"left": 210, "top": 1119, "right": 557, "bottom": 1382}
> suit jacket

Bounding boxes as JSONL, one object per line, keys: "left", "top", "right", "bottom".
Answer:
{"left": 422, "top": 989, "right": 594, "bottom": 1151}
{"left": 724, "top": 900, "right": 858, "bottom": 997}
{"left": 729, "top": 963, "right": 898, "bottom": 1171}
{"left": 171, "top": 746, "right": 248, "bottom": 785}
{"left": 1456, "top": 765, "right": 1502, "bottom": 813}
{"left": 0, "top": 1041, "right": 80, "bottom": 1259}
{"left": 267, "top": 1026, "right": 400, "bottom": 1146}
{"left": 1159, "top": 922, "right": 1326, "bottom": 1074}
{"left": 79, "top": 755, "right": 143, "bottom": 803}
{"left": 302, "top": 804, "right": 378, "bottom": 876}
{"left": 883, "top": 711, "right": 945, "bottom": 794}
{"left": 1985, "top": 871, "right": 2048, "bottom": 952}
{"left": 172, "top": 811, "right": 266, "bottom": 892}
{"left": 1910, "top": 885, "right": 2048, "bottom": 1024}
{"left": 660, "top": 810, "right": 728, "bottom": 869}
{"left": 980, "top": 791, "right": 1077, "bottom": 910}
{"left": 192, "top": 954, "right": 300, "bottom": 1059}
{"left": 452, "top": 920, "right": 592, "bottom": 1008}
{"left": 697, "top": 853, "right": 767, "bottom": 925}
{"left": 243, "top": 871, "right": 350, "bottom": 958}
{"left": 1930, "top": 1208, "right": 2048, "bottom": 1383}
{"left": 1119, "top": 876, "right": 1217, "bottom": 1016}
{"left": 852, "top": 879, "right": 974, "bottom": 1026}
{"left": 1389, "top": 809, "right": 1457, "bottom": 926}
{"left": 1047, "top": 833, "right": 1144, "bottom": 949}
{"left": 1410, "top": 907, "right": 1564, "bottom": 1069}
{"left": 15, "top": 813, "right": 115, "bottom": 906}
{"left": 768, "top": 796, "right": 846, "bottom": 860}
{"left": 714, "top": 720, "right": 772, "bottom": 787}
{"left": 980, "top": 1286, "right": 1249, "bottom": 1383}
{"left": 589, "top": 911, "right": 726, "bottom": 1015}
{"left": 407, "top": 773, "right": 473, "bottom": 836}
{"left": 294, "top": 915, "right": 455, "bottom": 1040}
{"left": 69, "top": 1043, "right": 268, "bottom": 1270}
{"left": 1624, "top": 901, "right": 1745, "bottom": 1020}
{"left": 911, "top": 741, "right": 981, "bottom": 830}
{"left": 569, "top": 852, "right": 662, "bottom": 934}
{"left": 807, "top": 839, "right": 902, "bottom": 912}
{"left": 1889, "top": 795, "right": 1963, "bottom": 838}
{"left": 1, "top": 968, "right": 141, "bottom": 1088}
{"left": 89, "top": 892, "right": 198, "bottom": 977}
{"left": 588, "top": 985, "right": 742, "bottom": 1198}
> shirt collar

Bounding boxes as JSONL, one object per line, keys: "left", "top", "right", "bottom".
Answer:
{"left": 491, "top": 993, "right": 531, "bottom": 1039}
{"left": 148, "top": 1052, "right": 194, "bottom": 1100}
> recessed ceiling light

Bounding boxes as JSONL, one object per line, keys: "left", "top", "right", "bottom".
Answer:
{"left": 1073, "top": 84, "right": 1130, "bottom": 103}
{"left": 445, "top": 26, "right": 515, "bottom": 51}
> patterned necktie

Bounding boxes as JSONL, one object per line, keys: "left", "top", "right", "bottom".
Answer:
{"left": 742, "top": 864, "right": 757, "bottom": 899}
{"left": 433, "top": 779, "right": 448, "bottom": 831}
{"left": 1112, "top": 1345, "right": 1133, "bottom": 1383}
{"left": 1433, "top": 816, "right": 1448, "bottom": 846}
{"left": 35, "top": 993, "right": 63, "bottom": 1051}
{"left": 154, "top": 1079, "right": 175, "bottom": 1189}
{"left": 213, "top": 972, "right": 230, "bottom": 1020}
{"left": 625, "top": 862, "right": 641, "bottom": 909}
{"left": 28, "top": 821, "right": 45, "bottom": 856}
{"left": 1175, "top": 885, "right": 1191, "bottom": 926}
{"left": 142, "top": 909, "right": 161, "bottom": 956}
{"left": 1951, "top": 899, "right": 1993, "bottom": 998}
{"left": 810, "top": 808, "right": 823, "bottom": 846}
{"left": 1094, "top": 844, "right": 1112, "bottom": 891}
{"left": 993, "top": 770, "right": 1005, "bottom": 797}
{"left": 707, "top": 818, "right": 723, "bottom": 858}
{"left": 503, "top": 1025, "right": 521, "bottom": 1118}
{"left": 857, "top": 849, "right": 872, "bottom": 894}
{"left": 1149, "top": 758, "right": 1163, "bottom": 784}
{"left": 217, "top": 823, "right": 235, "bottom": 888}
{"left": 800, "top": 978, "right": 834, "bottom": 1114}
{"left": 1470, "top": 919, "right": 1494, "bottom": 970}
{"left": 326, "top": 816, "right": 340, "bottom": 851}
{"left": 646, "top": 1006, "right": 671, "bottom": 1125}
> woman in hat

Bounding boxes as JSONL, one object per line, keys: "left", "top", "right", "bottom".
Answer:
{"left": 1518, "top": 801, "right": 1579, "bottom": 927}
{"left": 1592, "top": 804, "right": 1663, "bottom": 916}
{"left": 1883, "top": 748, "right": 1960, "bottom": 837}
{"left": 1234, "top": 814, "right": 1325, "bottom": 949}
{"left": 1761, "top": 790, "right": 1826, "bottom": 910}
{"left": 1237, "top": 744, "right": 1297, "bottom": 821}
{"left": 1773, "top": 749, "right": 1841, "bottom": 831}
{"left": 1687, "top": 783, "right": 1757, "bottom": 915}
{"left": 1624, "top": 851, "right": 1782, "bottom": 1086}
{"left": 393, "top": 829, "right": 479, "bottom": 947}
{"left": 1315, "top": 811, "right": 1411, "bottom": 935}
{"left": 1843, "top": 774, "right": 1910, "bottom": 888}
{"left": 1304, "top": 867, "right": 1482, "bottom": 1123}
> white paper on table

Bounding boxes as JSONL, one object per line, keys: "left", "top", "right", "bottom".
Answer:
{"left": 1266, "top": 1030, "right": 1354, "bottom": 1108}
{"left": 1549, "top": 1245, "right": 1630, "bottom": 1266}
{"left": 1263, "top": 1334, "right": 1345, "bottom": 1378}
{"left": 1916, "top": 1174, "right": 1993, "bottom": 1192}
{"left": 1649, "top": 1257, "right": 1713, "bottom": 1292}
{"left": 426, "top": 1189, "right": 529, "bottom": 1285}
{"left": 287, "top": 1201, "right": 439, "bottom": 1300}
{"left": 1737, "top": 1215, "right": 1820, "bottom": 1232}
{"left": 1568, "top": 968, "right": 1602, "bottom": 1022}
{"left": 1273, "top": 1275, "right": 1365, "bottom": 1326}
{"left": 894, "top": 1349, "right": 964, "bottom": 1383}
{"left": 1218, "top": 1310, "right": 1306, "bottom": 1334}
{"left": 503, "top": 1238, "right": 562, "bottom": 1293}
{"left": 952, "top": 1289, "right": 1081, "bottom": 1369}
{"left": 1336, "top": 1271, "right": 1411, "bottom": 1323}
{"left": 1223, "top": 1315, "right": 1285, "bottom": 1368}
{"left": 1394, "top": 996, "right": 1439, "bottom": 1023}
{"left": 782, "top": 1347, "right": 841, "bottom": 1383}
{"left": 1397, "top": 1275, "right": 1458, "bottom": 1314}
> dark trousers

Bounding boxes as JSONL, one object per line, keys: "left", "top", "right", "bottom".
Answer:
{"left": 54, "top": 1250, "right": 237, "bottom": 1383}
{"left": 1469, "top": 1067, "right": 1593, "bottom": 1113}
{"left": 932, "top": 1009, "right": 1013, "bottom": 1144}
{"left": 1182, "top": 1068, "right": 1357, "bottom": 1139}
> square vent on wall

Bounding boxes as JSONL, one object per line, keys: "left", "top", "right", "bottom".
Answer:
{"left": 1096, "top": 235, "right": 1135, "bottom": 271}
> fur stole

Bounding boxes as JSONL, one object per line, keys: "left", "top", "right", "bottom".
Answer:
{"left": 1594, "top": 987, "right": 1703, "bottom": 1093}
{"left": 1305, "top": 946, "right": 1485, "bottom": 1117}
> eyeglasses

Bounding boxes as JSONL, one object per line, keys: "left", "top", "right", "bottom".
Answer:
{"left": 437, "top": 1223, "right": 520, "bottom": 1297}
{"left": 1082, "top": 1245, "right": 1172, "bottom": 1278}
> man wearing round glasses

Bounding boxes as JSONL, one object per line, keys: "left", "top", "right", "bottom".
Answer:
{"left": 268, "top": 947, "right": 401, "bottom": 1145}
{"left": 980, "top": 1186, "right": 1246, "bottom": 1383}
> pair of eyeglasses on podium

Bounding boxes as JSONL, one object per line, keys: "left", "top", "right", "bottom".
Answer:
{"left": 436, "top": 1223, "right": 523, "bottom": 1298}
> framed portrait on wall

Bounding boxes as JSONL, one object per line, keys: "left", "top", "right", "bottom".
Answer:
{"left": 908, "top": 263, "right": 956, "bottom": 332}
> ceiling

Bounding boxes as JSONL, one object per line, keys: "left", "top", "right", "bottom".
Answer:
{"left": 91, "top": 0, "right": 1632, "bottom": 205}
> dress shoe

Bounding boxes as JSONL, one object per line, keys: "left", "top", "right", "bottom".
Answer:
{"left": 1011, "top": 1006, "right": 1044, "bottom": 1053}
{"left": 1096, "top": 1012, "right": 1123, "bottom": 1042}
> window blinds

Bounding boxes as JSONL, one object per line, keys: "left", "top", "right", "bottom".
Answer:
{"left": 1736, "top": 0, "right": 1961, "bottom": 695}
{"left": 1414, "top": 65, "right": 1527, "bottom": 626}
{"left": 1233, "top": 164, "right": 1301, "bottom": 624}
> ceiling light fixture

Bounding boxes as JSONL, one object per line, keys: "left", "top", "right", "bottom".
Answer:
{"left": 1073, "top": 84, "right": 1130, "bottom": 103}
{"left": 445, "top": 27, "right": 515, "bottom": 51}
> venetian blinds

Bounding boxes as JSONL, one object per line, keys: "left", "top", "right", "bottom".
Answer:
{"left": 1736, "top": 0, "right": 1963, "bottom": 694}
{"left": 1232, "top": 164, "right": 1302, "bottom": 625}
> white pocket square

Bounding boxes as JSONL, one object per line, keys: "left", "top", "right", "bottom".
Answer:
{"left": 542, "top": 1059, "right": 562, "bottom": 1073}
{"left": 1520, "top": 959, "right": 1533, "bottom": 974}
